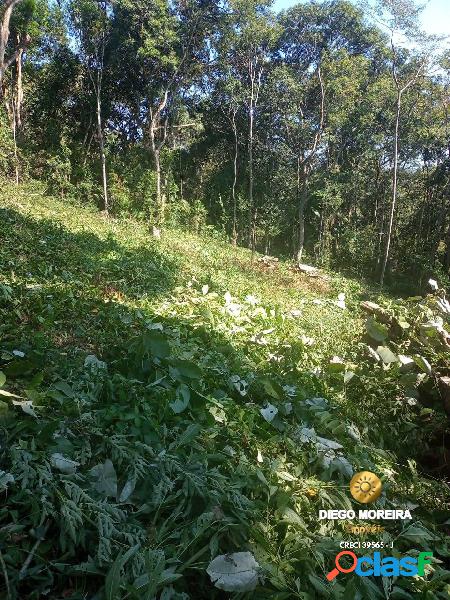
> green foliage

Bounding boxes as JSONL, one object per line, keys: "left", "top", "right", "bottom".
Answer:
{"left": 44, "top": 136, "right": 73, "bottom": 197}
{"left": 3, "top": 0, "right": 448, "bottom": 286}
{"left": 0, "top": 108, "right": 16, "bottom": 177}
{"left": 0, "top": 182, "right": 449, "bottom": 598}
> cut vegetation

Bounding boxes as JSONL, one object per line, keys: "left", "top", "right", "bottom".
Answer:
{"left": 0, "top": 182, "right": 449, "bottom": 599}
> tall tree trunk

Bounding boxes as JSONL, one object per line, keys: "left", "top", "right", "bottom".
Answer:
{"left": 96, "top": 92, "right": 108, "bottom": 213}
{"left": 380, "top": 90, "right": 402, "bottom": 287}
{"left": 14, "top": 38, "right": 22, "bottom": 129}
{"left": 0, "top": 0, "right": 25, "bottom": 95}
{"left": 248, "top": 90, "right": 254, "bottom": 251}
{"left": 297, "top": 170, "right": 308, "bottom": 264}
{"left": 247, "top": 59, "right": 262, "bottom": 256}
{"left": 162, "top": 173, "right": 168, "bottom": 224}
{"left": 11, "top": 80, "right": 18, "bottom": 184}
{"left": 295, "top": 65, "right": 325, "bottom": 265}
{"left": 148, "top": 90, "right": 169, "bottom": 229}
{"left": 296, "top": 157, "right": 310, "bottom": 264}
{"left": 154, "top": 146, "right": 162, "bottom": 224}
{"left": 231, "top": 108, "right": 238, "bottom": 246}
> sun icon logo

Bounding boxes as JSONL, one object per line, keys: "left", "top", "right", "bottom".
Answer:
{"left": 349, "top": 471, "right": 382, "bottom": 504}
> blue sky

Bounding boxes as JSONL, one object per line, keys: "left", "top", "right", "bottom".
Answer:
{"left": 273, "top": 0, "right": 450, "bottom": 37}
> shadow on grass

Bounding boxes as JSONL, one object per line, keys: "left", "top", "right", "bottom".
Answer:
{"left": 1, "top": 207, "right": 179, "bottom": 297}
{"left": 0, "top": 207, "right": 448, "bottom": 600}
{"left": 0, "top": 206, "right": 181, "bottom": 353}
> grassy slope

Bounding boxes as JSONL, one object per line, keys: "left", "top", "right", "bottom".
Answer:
{"left": 1, "top": 182, "right": 449, "bottom": 599}
{"left": 0, "top": 181, "right": 364, "bottom": 357}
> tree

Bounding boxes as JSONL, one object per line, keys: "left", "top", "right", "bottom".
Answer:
{"left": 0, "top": 0, "right": 27, "bottom": 95}
{"left": 279, "top": 0, "right": 376, "bottom": 263}
{"left": 216, "top": 0, "right": 277, "bottom": 252}
{"left": 110, "top": 0, "right": 218, "bottom": 228}
{"left": 364, "top": 0, "right": 434, "bottom": 286}
{"left": 71, "top": 0, "right": 112, "bottom": 213}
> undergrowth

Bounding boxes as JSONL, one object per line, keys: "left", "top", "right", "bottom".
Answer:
{"left": 0, "top": 181, "right": 449, "bottom": 599}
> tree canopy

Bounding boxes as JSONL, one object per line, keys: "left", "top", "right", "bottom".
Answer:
{"left": 1, "top": 0, "right": 449, "bottom": 287}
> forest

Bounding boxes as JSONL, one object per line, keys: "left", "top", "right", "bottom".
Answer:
{"left": 1, "top": 0, "right": 450, "bottom": 598}
{"left": 0, "top": 0, "right": 449, "bottom": 289}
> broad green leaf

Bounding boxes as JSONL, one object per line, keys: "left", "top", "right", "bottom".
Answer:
{"left": 169, "top": 384, "right": 190, "bottom": 414}
{"left": 5, "top": 360, "right": 33, "bottom": 377}
{"left": 400, "top": 524, "right": 439, "bottom": 543}
{"left": 366, "top": 317, "right": 388, "bottom": 342}
{"left": 391, "top": 587, "right": 414, "bottom": 599}
{"left": 118, "top": 477, "right": 136, "bottom": 503}
{"left": 376, "top": 346, "right": 398, "bottom": 364}
{"left": 206, "top": 552, "right": 261, "bottom": 592}
{"left": 53, "top": 381, "right": 75, "bottom": 398}
{"left": 143, "top": 331, "right": 170, "bottom": 358}
{"left": 308, "top": 574, "right": 329, "bottom": 595}
{"left": 358, "top": 576, "right": 385, "bottom": 599}
{"left": 343, "top": 577, "right": 359, "bottom": 600}
{"left": 259, "top": 376, "right": 283, "bottom": 400}
{"left": 282, "top": 507, "right": 304, "bottom": 525}
{"left": 90, "top": 459, "right": 117, "bottom": 497}
{"left": 84, "top": 354, "right": 107, "bottom": 371}
{"left": 316, "top": 436, "right": 343, "bottom": 450}
{"left": 139, "top": 549, "right": 166, "bottom": 598}
{"left": 170, "top": 359, "right": 202, "bottom": 380}
{"left": 0, "top": 371, "right": 5, "bottom": 387}
{"left": 413, "top": 355, "right": 432, "bottom": 375}
{"left": 331, "top": 455, "right": 353, "bottom": 477}
{"left": 174, "top": 423, "right": 201, "bottom": 448}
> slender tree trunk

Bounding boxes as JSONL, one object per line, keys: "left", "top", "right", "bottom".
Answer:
{"left": 297, "top": 180, "right": 308, "bottom": 264}
{"left": 231, "top": 108, "right": 238, "bottom": 246}
{"left": 148, "top": 90, "right": 169, "bottom": 229}
{"left": 14, "top": 39, "right": 22, "bottom": 129}
{"left": 247, "top": 59, "right": 262, "bottom": 256}
{"left": 376, "top": 202, "right": 385, "bottom": 271}
{"left": 154, "top": 147, "right": 162, "bottom": 224}
{"left": 162, "top": 173, "right": 168, "bottom": 223}
{"left": 294, "top": 65, "right": 325, "bottom": 265}
{"left": 96, "top": 92, "right": 108, "bottom": 213}
{"left": 380, "top": 90, "right": 402, "bottom": 287}
{"left": 417, "top": 203, "right": 424, "bottom": 250}
{"left": 248, "top": 89, "right": 254, "bottom": 250}
{"left": 296, "top": 161, "right": 308, "bottom": 264}
{"left": 11, "top": 82, "right": 18, "bottom": 184}
{"left": 148, "top": 123, "right": 163, "bottom": 227}
{"left": 318, "top": 205, "right": 324, "bottom": 261}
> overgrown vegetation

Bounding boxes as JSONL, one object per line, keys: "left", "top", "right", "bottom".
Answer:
{"left": 1, "top": 0, "right": 450, "bottom": 596}
{"left": 1, "top": 0, "right": 450, "bottom": 289}
{"left": 1, "top": 181, "right": 449, "bottom": 599}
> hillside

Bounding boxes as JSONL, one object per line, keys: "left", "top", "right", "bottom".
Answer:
{"left": 0, "top": 182, "right": 449, "bottom": 599}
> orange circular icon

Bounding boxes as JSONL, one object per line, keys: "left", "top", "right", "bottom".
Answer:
{"left": 349, "top": 471, "right": 382, "bottom": 504}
